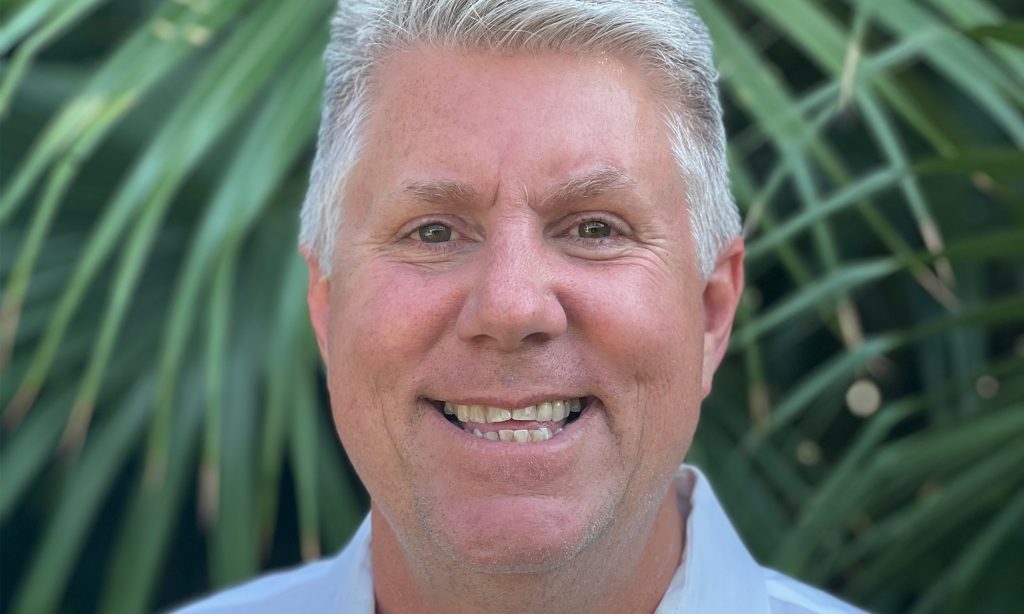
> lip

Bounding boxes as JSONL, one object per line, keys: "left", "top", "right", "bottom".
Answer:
{"left": 424, "top": 394, "right": 589, "bottom": 410}
{"left": 417, "top": 397, "right": 605, "bottom": 482}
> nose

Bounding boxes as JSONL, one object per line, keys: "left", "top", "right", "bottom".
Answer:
{"left": 456, "top": 232, "right": 567, "bottom": 351}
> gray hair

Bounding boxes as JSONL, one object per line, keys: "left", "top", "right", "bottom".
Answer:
{"left": 300, "top": 0, "right": 741, "bottom": 279}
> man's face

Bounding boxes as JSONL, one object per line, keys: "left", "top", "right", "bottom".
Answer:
{"left": 307, "top": 49, "right": 742, "bottom": 573}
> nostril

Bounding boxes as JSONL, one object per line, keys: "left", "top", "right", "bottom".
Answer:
{"left": 522, "top": 332, "right": 559, "bottom": 348}
{"left": 455, "top": 251, "right": 568, "bottom": 349}
{"left": 456, "top": 296, "right": 567, "bottom": 351}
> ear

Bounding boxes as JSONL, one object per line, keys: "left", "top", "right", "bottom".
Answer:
{"left": 701, "top": 237, "right": 745, "bottom": 398}
{"left": 303, "top": 248, "right": 332, "bottom": 364}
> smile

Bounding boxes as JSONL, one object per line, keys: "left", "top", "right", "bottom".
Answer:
{"left": 427, "top": 398, "right": 589, "bottom": 443}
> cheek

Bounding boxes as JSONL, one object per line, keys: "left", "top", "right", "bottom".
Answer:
{"left": 330, "top": 263, "right": 464, "bottom": 377}
{"left": 568, "top": 262, "right": 705, "bottom": 443}
{"left": 571, "top": 262, "right": 704, "bottom": 378}
{"left": 324, "top": 262, "right": 464, "bottom": 489}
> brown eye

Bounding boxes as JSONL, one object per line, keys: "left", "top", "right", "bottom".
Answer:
{"left": 417, "top": 223, "right": 452, "bottom": 243}
{"left": 578, "top": 220, "right": 612, "bottom": 238}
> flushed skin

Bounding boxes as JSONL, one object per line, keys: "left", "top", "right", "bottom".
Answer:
{"left": 305, "top": 49, "right": 744, "bottom": 614}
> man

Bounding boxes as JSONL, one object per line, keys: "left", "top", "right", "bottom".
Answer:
{"left": 180, "top": 1, "right": 866, "bottom": 612}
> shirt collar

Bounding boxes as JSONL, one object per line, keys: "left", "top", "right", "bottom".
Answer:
{"left": 655, "top": 465, "right": 772, "bottom": 613}
{"left": 326, "top": 514, "right": 375, "bottom": 612}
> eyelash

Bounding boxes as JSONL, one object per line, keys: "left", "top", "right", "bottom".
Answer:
{"left": 564, "top": 215, "right": 627, "bottom": 245}
{"left": 404, "top": 219, "right": 464, "bottom": 251}
{"left": 401, "top": 214, "right": 627, "bottom": 251}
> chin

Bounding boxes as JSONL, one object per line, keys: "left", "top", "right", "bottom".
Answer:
{"left": 420, "top": 495, "right": 612, "bottom": 575}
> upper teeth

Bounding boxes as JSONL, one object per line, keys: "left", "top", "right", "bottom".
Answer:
{"left": 444, "top": 399, "right": 582, "bottom": 424}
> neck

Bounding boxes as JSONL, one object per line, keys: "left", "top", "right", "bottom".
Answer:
{"left": 371, "top": 483, "right": 685, "bottom": 614}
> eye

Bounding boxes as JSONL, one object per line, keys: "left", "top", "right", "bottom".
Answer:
{"left": 577, "top": 220, "right": 613, "bottom": 239}
{"left": 416, "top": 223, "right": 453, "bottom": 243}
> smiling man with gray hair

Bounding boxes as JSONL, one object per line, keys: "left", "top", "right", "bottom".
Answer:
{"left": 179, "top": 1, "right": 866, "bottom": 612}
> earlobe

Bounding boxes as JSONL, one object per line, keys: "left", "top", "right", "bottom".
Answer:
{"left": 701, "top": 237, "right": 745, "bottom": 398}
{"left": 303, "top": 249, "right": 332, "bottom": 364}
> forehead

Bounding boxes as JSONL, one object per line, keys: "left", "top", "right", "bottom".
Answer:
{"left": 346, "top": 48, "right": 680, "bottom": 211}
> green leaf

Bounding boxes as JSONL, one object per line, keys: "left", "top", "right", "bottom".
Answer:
{"left": 10, "top": 378, "right": 154, "bottom": 614}
{"left": 4, "top": 1, "right": 1022, "bottom": 611}
{"left": 916, "top": 148, "right": 1024, "bottom": 179}
{"left": 97, "top": 369, "right": 206, "bottom": 614}
{"left": 968, "top": 22, "right": 1024, "bottom": 48}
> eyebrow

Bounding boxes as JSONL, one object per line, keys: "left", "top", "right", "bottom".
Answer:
{"left": 401, "top": 179, "right": 480, "bottom": 208}
{"left": 398, "top": 166, "right": 636, "bottom": 209}
{"left": 541, "top": 166, "right": 637, "bottom": 208}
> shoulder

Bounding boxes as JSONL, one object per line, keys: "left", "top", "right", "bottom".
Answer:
{"left": 172, "top": 557, "right": 339, "bottom": 613}
{"left": 170, "top": 517, "right": 374, "bottom": 613}
{"left": 763, "top": 568, "right": 871, "bottom": 614}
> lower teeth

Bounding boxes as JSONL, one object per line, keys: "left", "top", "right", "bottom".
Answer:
{"left": 468, "top": 426, "right": 562, "bottom": 443}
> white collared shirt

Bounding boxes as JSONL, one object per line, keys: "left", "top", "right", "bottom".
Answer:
{"left": 175, "top": 466, "right": 869, "bottom": 613}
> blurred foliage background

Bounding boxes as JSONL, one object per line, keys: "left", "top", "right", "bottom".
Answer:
{"left": 2, "top": 0, "right": 1022, "bottom": 612}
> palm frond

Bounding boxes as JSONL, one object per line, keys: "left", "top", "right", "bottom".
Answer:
{"left": 2, "top": 0, "right": 1021, "bottom": 612}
